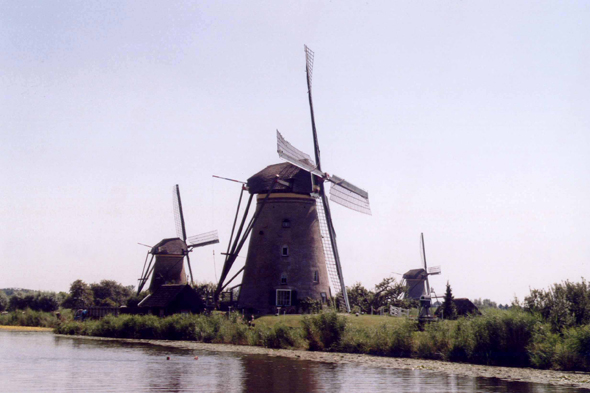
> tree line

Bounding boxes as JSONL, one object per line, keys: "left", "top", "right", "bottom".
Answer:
{"left": 0, "top": 280, "right": 136, "bottom": 313}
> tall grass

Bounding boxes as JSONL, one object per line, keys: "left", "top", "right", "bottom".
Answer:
{"left": 0, "top": 309, "right": 65, "bottom": 328}
{"left": 48, "top": 309, "right": 590, "bottom": 371}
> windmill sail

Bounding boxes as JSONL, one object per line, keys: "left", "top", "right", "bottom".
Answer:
{"left": 277, "top": 130, "right": 323, "bottom": 177}
{"left": 277, "top": 131, "right": 371, "bottom": 214}
{"left": 314, "top": 195, "right": 347, "bottom": 307}
{"left": 329, "top": 181, "right": 371, "bottom": 215}
{"left": 188, "top": 230, "right": 220, "bottom": 248}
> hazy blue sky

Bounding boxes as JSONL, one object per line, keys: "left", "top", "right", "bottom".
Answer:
{"left": 1, "top": 1, "right": 588, "bottom": 304}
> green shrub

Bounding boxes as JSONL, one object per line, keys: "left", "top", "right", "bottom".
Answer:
{"left": 386, "top": 319, "right": 416, "bottom": 357}
{"left": 302, "top": 312, "right": 347, "bottom": 351}
{"left": 469, "top": 309, "right": 537, "bottom": 366}
{"left": 528, "top": 323, "right": 560, "bottom": 369}
{"left": 161, "top": 315, "right": 197, "bottom": 340}
{"left": 553, "top": 325, "right": 590, "bottom": 371}
{"left": 195, "top": 314, "right": 223, "bottom": 343}
{"left": 340, "top": 326, "right": 371, "bottom": 354}
{"left": 0, "top": 309, "right": 61, "bottom": 328}
{"left": 262, "top": 323, "right": 301, "bottom": 349}
{"left": 448, "top": 318, "right": 472, "bottom": 362}
{"left": 414, "top": 320, "right": 452, "bottom": 360}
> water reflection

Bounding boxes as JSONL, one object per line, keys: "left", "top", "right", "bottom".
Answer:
{"left": 0, "top": 331, "right": 587, "bottom": 393}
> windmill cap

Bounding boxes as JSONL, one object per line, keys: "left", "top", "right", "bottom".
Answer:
{"left": 151, "top": 238, "right": 187, "bottom": 255}
{"left": 247, "top": 162, "right": 315, "bottom": 195}
{"left": 402, "top": 268, "right": 427, "bottom": 280}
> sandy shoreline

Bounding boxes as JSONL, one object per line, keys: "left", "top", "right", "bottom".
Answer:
{"left": 0, "top": 325, "right": 53, "bottom": 332}
{"left": 55, "top": 334, "right": 590, "bottom": 389}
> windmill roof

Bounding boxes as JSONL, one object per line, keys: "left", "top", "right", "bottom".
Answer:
{"left": 138, "top": 284, "right": 189, "bottom": 308}
{"left": 151, "top": 238, "right": 187, "bottom": 255}
{"left": 403, "top": 268, "right": 427, "bottom": 280}
{"left": 247, "top": 162, "right": 314, "bottom": 195}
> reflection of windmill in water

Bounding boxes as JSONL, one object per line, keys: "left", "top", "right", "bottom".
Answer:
{"left": 402, "top": 233, "right": 441, "bottom": 319}
{"left": 215, "top": 46, "right": 371, "bottom": 314}
{"left": 137, "top": 185, "right": 219, "bottom": 295}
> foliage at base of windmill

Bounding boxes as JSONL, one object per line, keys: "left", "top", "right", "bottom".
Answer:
{"left": 347, "top": 276, "right": 412, "bottom": 314}
{"left": 298, "top": 297, "right": 324, "bottom": 314}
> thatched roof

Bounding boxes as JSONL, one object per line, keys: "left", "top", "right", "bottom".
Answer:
{"left": 139, "top": 284, "right": 190, "bottom": 308}
{"left": 434, "top": 297, "right": 481, "bottom": 317}
{"left": 454, "top": 298, "right": 481, "bottom": 315}
{"left": 247, "top": 162, "right": 314, "bottom": 195}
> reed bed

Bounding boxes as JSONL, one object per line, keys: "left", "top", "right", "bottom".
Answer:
{"left": 12, "top": 309, "right": 585, "bottom": 372}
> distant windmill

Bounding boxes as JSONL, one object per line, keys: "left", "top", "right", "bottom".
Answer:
{"left": 214, "top": 46, "right": 371, "bottom": 314}
{"left": 402, "top": 233, "right": 441, "bottom": 319}
{"left": 137, "top": 185, "right": 219, "bottom": 294}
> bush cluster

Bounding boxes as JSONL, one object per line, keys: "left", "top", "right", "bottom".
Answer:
{"left": 0, "top": 307, "right": 585, "bottom": 372}
{"left": 54, "top": 312, "right": 303, "bottom": 349}
{"left": 0, "top": 309, "right": 66, "bottom": 328}
{"left": 7, "top": 292, "right": 60, "bottom": 312}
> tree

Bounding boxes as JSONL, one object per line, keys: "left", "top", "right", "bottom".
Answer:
{"left": 62, "top": 280, "right": 94, "bottom": 309}
{"left": 440, "top": 281, "right": 457, "bottom": 320}
{"left": 90, "top": 280, "right": 132, "bottom": 307}
{"left": 347, "top": 282, "right": 372, "bottom": 313}
{"left": 0, "top": 291, "right": 8, "bottom": 311}
{"left": 193, "top": 282, "right": 217, "bottom": 304}
{"left": 126, "top": 291, "right": 149, "bottom": 307}
{"left": 369, "top": 276, "right": 406, "bottom": 311}
{"left": 6, "top": 291, "right": 58, "bottom": 312}
{"left": 33, "top": 292, "right": 59, "bottom": 312}
{"left": 347, "top": 277, "right": 406, "bottom": 313}
{"left": 473, "top": 298, "right": 498, "bottom": 309}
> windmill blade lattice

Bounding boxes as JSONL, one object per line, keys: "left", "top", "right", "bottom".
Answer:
{"left": 277, "top": 130, "right": 323, "bottom": 177}
{"left": 305, "top": 45, "right": 315, "bottom": 91}
{"left": 188, "top": 230, "right": 220, "bottom": 248}
{"left": 329, "top": 182, "right": 371, "bottom": 215}
{"left": 314, "top": 195, "right": 347, "bottom": 309}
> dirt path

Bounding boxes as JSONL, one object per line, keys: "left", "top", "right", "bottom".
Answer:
{"left": 55, "top": 335, "right": 590, "bottom": 389}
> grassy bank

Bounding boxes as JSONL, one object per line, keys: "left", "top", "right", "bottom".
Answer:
{"left": 53, "top": 309, "right": 590, "bottom": 372}
{"left": 0, "top": 309, "right": 68, "bottom": 328}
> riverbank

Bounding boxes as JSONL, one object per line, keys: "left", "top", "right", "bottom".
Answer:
{"left": 0, "top": 325, "right": 53, "bottom": 332}
{"left": 56, "top": 334, "right": 590, "bottom": 389}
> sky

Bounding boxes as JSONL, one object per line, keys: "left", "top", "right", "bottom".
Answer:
{"left": 1, "top": 1, "right": 588, "bottom": 304}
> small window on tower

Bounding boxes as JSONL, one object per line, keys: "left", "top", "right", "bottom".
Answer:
{"left": 281, "top": 273, "right": 287, "bottom": 285}
{"left": 313, "top": 270, "right": 319, "bottom": 283}
{"left": 282, "top": 219, "right": 291, "bottom": 228}
{"left": 321, "top": 292, "right": 327, "bottom": 304}
{"left": 281, "top": 245, "right": 289, "bottom": 257}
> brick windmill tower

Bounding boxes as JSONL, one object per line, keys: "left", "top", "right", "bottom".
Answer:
{"left": 215, "top": 46, "right": 371, "bottom": 314}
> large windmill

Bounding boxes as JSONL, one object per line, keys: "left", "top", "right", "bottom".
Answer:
{"left": 402, "top": 233, "right": 441, "bottom": 318}
{"left": 137, "top": 185, "right": 219, "bottom": 295}
{"left": 214, "top": 46, "right": 371, "bottom": 314}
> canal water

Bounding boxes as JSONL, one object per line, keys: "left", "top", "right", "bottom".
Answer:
{"left": 0, "top": 330, "right": 587, "bottom": 393}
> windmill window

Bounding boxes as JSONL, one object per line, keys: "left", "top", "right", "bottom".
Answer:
{"left": 313, "top": 270, "right": 319, "bottom": 283}
{"left": 276, "top": 289, "right": 291, "bottom": 306}
{"left": 321, "top": 292, "right": 327, "bottom": 304}
{"left": 282, "top": 219, "right": 291, "bottom": 228}
{"left": 281, "top": 245, "right": 289, "bottom": 257}
{"left": 281, "top": 273, "right": 287, "bottom": 285}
